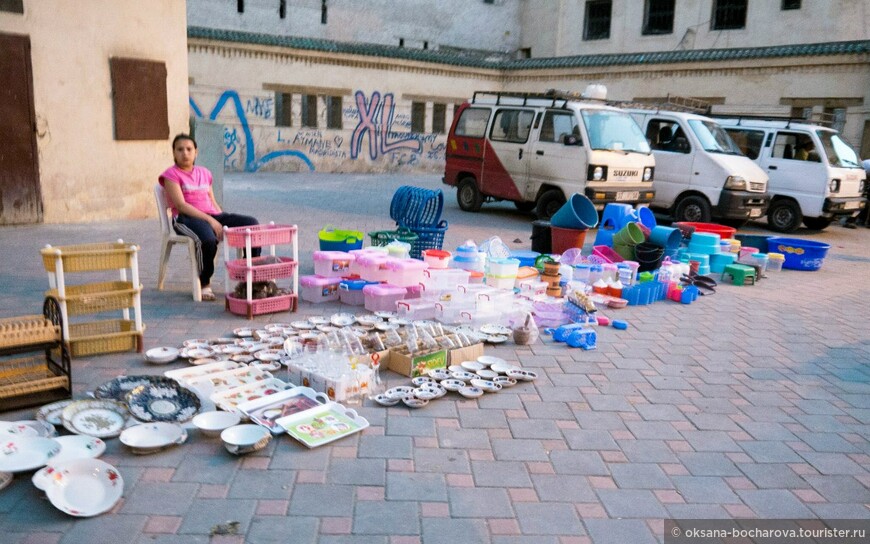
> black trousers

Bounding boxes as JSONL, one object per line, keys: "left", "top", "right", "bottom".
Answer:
{"left": 173, "top": 212, "right": 261, "bottom": 286}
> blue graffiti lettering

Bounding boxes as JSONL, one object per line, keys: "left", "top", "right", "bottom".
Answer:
{"left": 349, "top": 90, "right": 421, "bottom": 161}
{"left": 245, "top": 97, "right": 274, "bottom": 119}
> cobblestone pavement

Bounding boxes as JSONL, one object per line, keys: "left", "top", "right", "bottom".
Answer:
{"left": 0, "top": 173, "right": 868, "bottom": 543}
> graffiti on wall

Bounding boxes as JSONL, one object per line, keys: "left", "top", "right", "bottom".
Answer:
{"left": 350, "top": 91, "right": 421, "bottom": 161}
{"left": 190, "top": 91, "right": 314, "bottom": 172}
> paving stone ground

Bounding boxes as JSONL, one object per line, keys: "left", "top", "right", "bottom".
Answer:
{"left": 0, "top": 173, "right": 868, "bottom": 543}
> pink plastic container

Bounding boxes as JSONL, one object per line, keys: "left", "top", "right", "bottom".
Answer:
{"left": 363, "top": 283, "right": 407, "bottom": 312}
{"left": 357, "top": 254, "right": 393, "bottom": 282}
{"left": 299, "top": 275, "right": 342, "bottom": 303}
{"left": 592, "top": 245, "right": 625, "bottom": 263}
{"left": 384, "top": 258, "right": 429, "bottom": 287}
{"left": 313, "top": 251, "right": 354, "bottom": 278}
{"left": 349, "top": 248, "right": 388, "bottom": 276}
{"left": 739, "top": 246, "right": 759, "bottom": 262}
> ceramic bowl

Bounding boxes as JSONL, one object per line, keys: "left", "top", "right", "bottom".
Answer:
{"left": 493, "top": 376, "right": 518, "bottom": 388}
{"left": 477, "top": 355, "right": 507, "bottom": 368}
{"left": 145, "top": 347, "right": 179, "bottom": 365}
{"left": 475, "top": 369, "right": 499, "bottom": 379}
{"left": 402, "top": 396, "right": 429, "bottom": 408}
{"left": 413, "top": 388, "right": 439, "bottom": 401}
{"left": 372, "top": 394, "right": 401, "bottom": 407}
{"left": 385, "top": 386, "right": 414, "bottom": 400}
{"left": 450, "top": 371, "right": 477, "bottom": 382}
{"left": 411, "top": 376, "right": 435, "bottom": 387}
{"left": 193, "top": 411, "right": 242, "bottom": 437}
{"left": 220, "top": 424, "right": 271, "bottom": 455}
{"left": 470, "top": 378, "right": 502, "bottom": 393}
{"left": 427, "top": 369, "right": 451, "bottom": 381}
{"left": 439, "top": 379, "right": 465, "bottom": 392}
{"left": 460, "top": 361, "right": 484, "bottom": 372}
{"left": 458, "top": 386, "right": 484, "bottom": 399}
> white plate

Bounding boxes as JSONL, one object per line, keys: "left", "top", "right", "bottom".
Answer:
{"left": 184, "top": 347, "right": 215, "bottom": 359}
{"left": 290, "top": 321, "right": 314, "bottom": 330}
{"left": 374, "top": 311, "right": 397, "bottom": 319}
{"left": 316, "top": 325, "right": 339, "bottom": 333}
{"left": 0, "top": 436, "right": 61, "bottom": 472}
{"left": 145, "top": 347, "right": 179, "bottom": 364}
{"left": 450, "top": 371, "right": 477, "bottom": 382}
{"left": 447, "top": 365, "right": 464, "bottom": 373}
{"left": 479, "top": 324, "right": 511, "bottom": 336}
{"left": 371, "top": 394, "right": 401, "bottom": 407}
{"left": 0, "top": 420, "right": 39, "bottom": 437}
{"left": 233, "top": 327, "right": 254, "bottom": 337}
{"left": 476, "top": 369, "right": 499, "bottom": 379}
{"left": 192, "top": 411, "right": 241, "bottom": 437}
{"left": 255, "top": 349, "right": 285, "bottom": 362}
{"left": 384, "top": 386, "right": 414, "bottom": 400}
{"left": 220, "top": 345, "right": 248, "bottom": 355}
{"left": 355, "top": 315, "right": 381, "bottom": 326}
{"left": 439, "top": 379, "right": 465, "bottom": 391}
{"left": 506, "top": 369, "right": 538, "bottom": 381}
{"left": 36, "top": 400, "right": 76, "bottom": 427}
{"left": 330, "top": 313, "right": 356, "bottom": 327}
{"left": 458, "top": 386, "right": 484, "bottom": 399}
{"left": 230, "top": 354, "right": 256, "bottom": 364}
{"left": 470, "top": 378, "right": 502, "bottom": 392}
{"left": 120, "top": 422, "right": 185, "bottom": 450}
{"left": 477, "top": 355, "right": 506, "bottom": 368}
{"left": 427, "top": 369, "right": 451, "bottom": 381}
{"left": 44, "top": 458, "right": 123, "bottom": 517}
{"left": 251, "top": 361, "right": 282, "bottom": 373}
{"left": 62, "top": 400, "right": 129, "bottom": 439}
{"left": 413, "top": 388, "right": 439, "bottom": 400}
{"left": 307, "top": 316, "right": 330, "bottom": 325}
{"left": 460, "top": 361, "right": 485, "bottom": 372}
{"left": 16, "top": 419, "right": 57, "bottom": 438}
{"left": 182, "top": 339, "right": 211, "bottom": 348}
{"left": 388, "top": 317, "right": 410, "bottom": 326}
{"left": 411, "top": 376, "right": 435, "bottom": 387}
{"left": 192, "top": 357, "right": 225, "bottom": 366}
{"left": 374, "top": 322, "right": 398, "bottom": 331}
{"left": 490, "top": 362, "right": 522, "bottom": 374}
{"left": 265, "top": 323, "right": 294, "bottom": 332}
{"left": 0, "top": 471, "right": 12, "bottom": 491}
{"left": 494, "top": 376, "right": 517, "bottom": 388}
{"left": 402, "top": 396, "right": 428, "bottom": 408}
{"left": 49, "top": 435, "right": 106, "bottom": 464}
{"left": 486, "top": 335, "right": 510, "bottom": 344}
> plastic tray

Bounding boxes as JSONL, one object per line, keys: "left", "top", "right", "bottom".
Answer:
{"left": 68, "top": 319, "right": 143, "bottom": 357}
{"left": 275, "top": 401, "right": 369, "bottom": 448}
{"left": 225, "top": 224, "right": 296, "bottom": 248}
{"left": 40, "top": 242, "right": 138, "bottom": 273}
{"left": 239, "top": 386, "right": 330, "bottom": 434}
{"left": 225, "top": 293, "right": 297, "bottom": 319}
{"left": 226, "top": 257, "right": 297, "bottom": 282}
{"left": 46, "top": 281, "right": 140, "bottom": 316}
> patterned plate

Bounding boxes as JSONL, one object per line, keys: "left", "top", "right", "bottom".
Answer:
{"left": 94, "top": 376, "right": 165, "bottom": 402}
{"left": 61, "top": 400, "right": 129, "bottom": 438}
{"left": 35, "top": 400, "right": 76, "bottom": 426}
{"left": 125, "top": 379, "right": 201, "bottom": 424}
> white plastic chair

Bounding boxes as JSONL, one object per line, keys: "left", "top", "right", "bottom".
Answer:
{"left": 154, "top": 184, "right": 202, "bottom": 301}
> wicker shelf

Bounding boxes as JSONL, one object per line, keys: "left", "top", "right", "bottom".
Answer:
{"left": 0, "top": 298, "right": 72, "bottom": 412}
{"left": 223, "top": 223, "right": 299, "bottom": 320}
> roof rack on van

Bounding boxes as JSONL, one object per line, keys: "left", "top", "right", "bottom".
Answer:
{"left": 607, "top": 95, "right": 711, "bottom": 115}
{"left": 470, "top": 90, "right": 575, "bottom": 109}
{"left": 708, "top": 113, "right": 835, "bottom": 128}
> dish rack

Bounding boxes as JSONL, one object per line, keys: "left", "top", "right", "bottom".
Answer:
{"left": 0, "top": 297, "right": 72, "bottom": 411}
{"left": 223, "top": 223, "right": 299, "bottom": 319}
{"left": 40, "top": 241, "right": 145, "bottom": 356}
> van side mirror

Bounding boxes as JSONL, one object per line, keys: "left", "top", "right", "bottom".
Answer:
{"left": 563, "top": 135, "right": 582, "bottom": 146}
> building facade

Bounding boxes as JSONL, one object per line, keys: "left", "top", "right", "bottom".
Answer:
{"left": 0, "top": 0, "right": 190, "bottom": 224}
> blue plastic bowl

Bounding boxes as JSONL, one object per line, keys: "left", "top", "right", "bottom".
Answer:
{"left": 766, "top": 237, "right": 831, "bottom": 271}
{"left": 511, "top": 250, "right": 541, "bottom": 268}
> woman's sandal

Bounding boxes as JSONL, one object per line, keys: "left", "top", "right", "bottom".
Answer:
{"left": 201, "top": 287, "right": 216, "bottom": 302}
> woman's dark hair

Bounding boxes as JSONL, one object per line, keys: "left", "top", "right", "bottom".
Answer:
{"left": 172, "top": 133, "right": 197, "bottom": 149}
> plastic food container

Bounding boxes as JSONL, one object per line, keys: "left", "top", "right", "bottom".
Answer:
{"left": 313, "top": 251, "right": 354, "bottom": 278}
{"left": 339, "top": 279, "right": 374, "bottom": 306}
{"left": 363, "top": 284, "right": 406, "bottom": 312}
{"left": 766, "top": 252, "right": 785, "bottom": 272}
{"left": 356, "top": 254, "right": 393, "bottom": 282}
{"left": 300, "top": 275, "right": 342, "bottom": 303}
{"left": 422, "top": 249, "right": 452, "bottom": 269}
{"left": 349, "top": 248, "right": 388, "bottom": 276}
{"left": 487, "top": 257, "right": 520, "bottom": 279}
{"left": 484, "top": 275, "right": 516, "bottom": 290}
{"left": 397, "top": 298, "right": 437, "bottom": 320}
{"left": 421, "top": 268, "right": 471, "bottom": 292}
{"left": 383, "top": 258, "right": 429, "bottom": 287}
{"left": 517, "top": 279, "right": 547, "bottom": 297}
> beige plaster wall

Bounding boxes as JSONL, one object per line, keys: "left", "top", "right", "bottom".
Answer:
{"left": 0, "top": 0, "right": 190, "bottom": 223}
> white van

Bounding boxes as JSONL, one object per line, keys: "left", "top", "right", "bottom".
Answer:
{"left": 718, "top": 118, "right": 867, "bottom": 232}
{"left": 444, "top": 86, "right": 656, "bottom": 220}
{"left": 627, "top": 109, "right": 769, "bottom": 223}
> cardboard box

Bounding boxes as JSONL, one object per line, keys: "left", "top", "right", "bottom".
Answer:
{"left": 448, "top": 342, "right": 485, "bottom": 365}
{"left": 388, "top": 348, "right": 447, "bottom": 378}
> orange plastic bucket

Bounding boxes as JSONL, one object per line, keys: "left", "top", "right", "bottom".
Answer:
{"left": 551, "top": 226, "right": 587, "bottom": 254}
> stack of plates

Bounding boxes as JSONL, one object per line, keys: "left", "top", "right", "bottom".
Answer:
{"left": 145, "top": 347, "right": 179, "bottom": 365}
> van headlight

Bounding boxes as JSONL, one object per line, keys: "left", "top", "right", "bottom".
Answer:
{"left": 587, "top": 165, "right": 607, "bottom": 181}
{"left": 643, "top": 167, "right": 653, "bottom": 181}
{"left": 724, "top": 176, "right": 746, "bottom": 190}
{"left": 859, "top": 179, "right": 866, "bottom": 194}
{"left": 829, "top": 179, "right": 840, "bottom": 193}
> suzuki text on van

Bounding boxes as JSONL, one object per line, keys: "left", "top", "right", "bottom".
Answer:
{"left": 627, "top": 109, "right": 769, "bottom": 224}
{"left": 720, "top": 118, "right": 866, "bottom": 232}
{"left": 443, "top": 87, "right": 656, "bottom": 220}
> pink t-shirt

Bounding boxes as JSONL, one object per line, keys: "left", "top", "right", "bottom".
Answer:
{"left": 159, "top": 165, "right": 220, "bottom": 217}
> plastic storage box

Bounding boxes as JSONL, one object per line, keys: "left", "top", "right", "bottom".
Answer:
{"left": 421, "top": 268, "right": 471, "bottom": 292}
{"left": 397, "top": 298, "right": 437, "bottom": 320}
{"left": 300, "top": 275, "right": 342, "bottom": 303}
{"left": 384, "top": 258, "right": 429, "bottom": 287}
{"left": 339, "top": 279, "right": 374, "bottom": 306}
{"left": 349, "top": 247, "right": 388, "bottom": 276}
{"left": 422, "top": 249, "right": 451, "bottom": 269}
{"left": 313, "top": 251, "right": 354, "bottom": 278}
{"left": 356, "top": 254, "right": 393, "bottom": 283}
{"left": 363, "top": 284, "right": 407, "bottom": 312}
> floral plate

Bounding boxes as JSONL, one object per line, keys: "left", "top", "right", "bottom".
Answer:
{"left": 62, "top": 400, "right": 129, "bottom": 438}
{"left": 0, "top": 436, "right": 61, "bottom": 472}
{"left": 126, "top": 380, "right": 201, "bottom": 423}
{"left": 44, "top": 458, "right": 123, "bottom": 517}
{"left": 48, "top": 435, "right": 106, "bottom": 464}
{"left": 35, "top": 400, "right": 76, "bottom": 426}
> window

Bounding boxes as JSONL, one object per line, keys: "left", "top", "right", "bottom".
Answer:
{"left": 0, "top": 0, "right": 24, "bottom": 13}
{"left": 643, "top": 0, "right": 675, "bottom": 35}
{"left": 712, "top": 0, "right": 747, "bottom": 30}
{"left": 279, "top": 0, "right": 286, "bottom": 18}
{"left": 584, "top": 0, "right": 612, "bottom": 40}
{"left": 490, "top": 109, "right": 534, "bottom": 143}
{"left": 275, "top": 92, "right": 292, "bottom": 127}
{"left": 321, "top": 0, "right": 327, "bottom": 24}
{"left": 781, "top": 0, "right": 801, "bottom": 9}
{"left": 825, "top": 107, "right": 847, "bottom": 134}
{"left": 773, "top": 131, "right": 817, "bottom": 162}
{"left": 432, "top": 103, "right": 447, "bottom": 134}
{"left": 645, "top": 119, "right": 689, "bottom": 153}
{"left": 237, "top": 0, "right": 244, "bottom": 14}
{"left": 399, "top": 38, "right": 405, "bottom": 47}
{"left": 411, "top": 102, "right": 426, "bottom": 133}
{"left": 539, "top": 112, "right": 581, "bottom": 144}
{"left": 517, "top": 48, "right": 531, "bottom": 59}
{"left": 454, "top": 108, "right": 491, "bottom": 138}
{"left": 326, "top": 96, "right": 342, "bottom": 129}
{"left": 483, "top": 0, "right": 495, "bottom": 4}
{"left": 723, "top": 128, "right": 765, "bottom": 159}
{"left": 301, "top": 95, "right": 318, "bottom": 127}
{"left": 109, "top": 57, "right": 169, "bottom": 140}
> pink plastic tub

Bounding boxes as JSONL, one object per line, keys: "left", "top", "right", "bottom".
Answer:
{"left": 384, "top": 258, "right": 429, "bottom": 287}
{"left": 592, "top": 245, "right": 625, "bottom": 263}
{"left": 313, "top": 251, "right": 354, "bottom": 278}
{"left": 357, "top": 254, "right": 393, "bottom": 282}
{"left": 363, "top": 283, "right": 407, "bottom": 312}
{"left": 299, "top": 275, "right": 342, "bottom": 303}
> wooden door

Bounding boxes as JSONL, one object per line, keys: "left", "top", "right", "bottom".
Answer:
{"left": 0, "top": 33, "right": 41, "bottom": 224}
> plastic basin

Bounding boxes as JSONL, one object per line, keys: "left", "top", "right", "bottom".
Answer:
{"left": 673, "top": 222, "right": 736, "bottom": 240}
{"left": 766, "top": 237, "right": 831, "bottom": 271}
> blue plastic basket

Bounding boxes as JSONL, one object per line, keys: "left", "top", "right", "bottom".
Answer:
{"left": 766, "top": 237, "right": 831, "bottom": 271}
{"left": 408, "top": 220, "right": 448, "bottom": 259}
{"left": 390, "top": 186, "right": 444, "bottom": 229}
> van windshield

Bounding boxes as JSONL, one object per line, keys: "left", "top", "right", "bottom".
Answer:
{"left": 581, "top": 110, "right": 651, "bottom": 153}
{"left": 688, "top": 119, "right": 742, "bottom": 155}
{"left": 817, "top": 130, "right": 862, "bottom": 168}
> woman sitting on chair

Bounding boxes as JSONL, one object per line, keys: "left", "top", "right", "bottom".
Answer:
{"left": 158, "top": 133, "right": 260, "bottom": 301}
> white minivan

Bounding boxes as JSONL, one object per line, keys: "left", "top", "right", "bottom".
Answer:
{"left": 719, "top": 118, "right": 866, "bottom": 232}
{"left": 627, "top": 109, "right": 769, "bottom": 223}
{"left": 444, "top": 86, "right": 656, "bottom": 220}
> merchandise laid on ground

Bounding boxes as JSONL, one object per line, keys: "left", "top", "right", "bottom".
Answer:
{"left": 0, "top": 189, "right": 838, "bottom": 522}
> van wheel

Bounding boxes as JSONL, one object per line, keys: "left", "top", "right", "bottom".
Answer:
{"left": 674, "top": 196, "right": 711, "bottom": 223}
{"left": 457, "top": 178, "right": 483, "bottom": 212}
{"left": 514, "top": 201, "right": 536, "bottom": 213}
{"left": 535, "top": 189, "right": 566, "bottom": 221}
{"left": 803, "top": 217, "right": 831, "bottom": 230}
{"left": 767, "top": 200, "right": 802, "bottom": 233}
